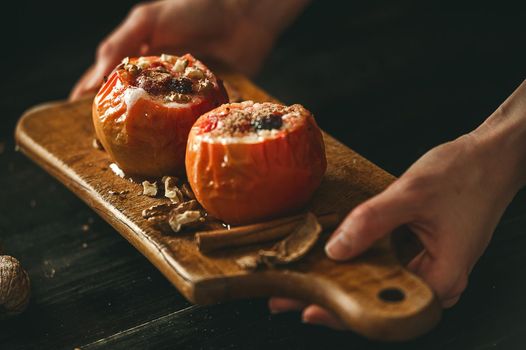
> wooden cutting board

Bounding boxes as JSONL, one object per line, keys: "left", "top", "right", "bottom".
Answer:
{"left": 15, "top": 70, "right": 440, "bottom": 341}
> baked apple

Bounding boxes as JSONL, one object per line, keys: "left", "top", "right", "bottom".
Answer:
{"left": 186, "top": 101, "right": 327, "bottom": 225}
{"left": 92, "top": 54, "right": 228, "bottom": 177}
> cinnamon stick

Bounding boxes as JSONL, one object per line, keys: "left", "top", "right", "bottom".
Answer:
{"left": 196, "top": 212, "right": 339, "bottom": 253}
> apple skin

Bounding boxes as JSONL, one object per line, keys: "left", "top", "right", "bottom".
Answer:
{"left": 92, "top": 54, "right": 228, "bottom": 177}
{"left": 186, "top": 103, "right": 327, "bottom": 225}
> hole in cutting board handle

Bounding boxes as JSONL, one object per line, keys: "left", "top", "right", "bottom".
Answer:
{"left": 378, "top": 287, "right": 405, "bottom": 303}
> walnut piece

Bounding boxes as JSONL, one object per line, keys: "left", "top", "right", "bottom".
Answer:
{"left": 143, "top": 200, "right": 202, "bottom": 233}
{"left": 136, "top": 56, "right": 150, "bottom": 69}
{"left": 0, "top": 256, "right": 30, "bottom": 319}
{"left": 172, "top": 199, "right": 200, "bottom": 213}
{"left": 162, "top": 176, "right": 184, "bottom": 203}
{"left": 142, "top": 203, "right": 179, "bottom": 219}
{"left": 142, "top": 181, "right": 158, "bottom": 197}
{"left": 172, "top": 58, "right": 188, "bottom": 73}
{"left": 168, "top": 210, "right": 202, "bottom": 233}
{"left": 181, "top": 183, "right": 196, "bottom": 200}
{"left": 160, "top": 53, "right": 176, "bottom": 63}
{"left": 185, "top": 67, "right": 204, "bottom": 80}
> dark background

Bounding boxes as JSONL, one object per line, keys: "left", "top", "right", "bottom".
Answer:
{"left": 2, "top": 1, "right": 526, "bottom": 349}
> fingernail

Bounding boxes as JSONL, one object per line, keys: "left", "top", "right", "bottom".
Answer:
{"left": 325, "top": 229, "right": 353, "bottom": 260}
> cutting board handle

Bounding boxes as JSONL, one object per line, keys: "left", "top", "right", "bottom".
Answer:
{"left": 192, "top": 240, "right": 441, "bottom": 341}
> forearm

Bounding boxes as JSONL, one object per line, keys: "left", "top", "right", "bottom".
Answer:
{"left": 217, "top": 0, "right": 309, "bottom": 75}
{"left": 249, "top": 0, "right": 311, "bottom": 36}
{"left": 472, "top": 80, "right": 526, "bottom": 193}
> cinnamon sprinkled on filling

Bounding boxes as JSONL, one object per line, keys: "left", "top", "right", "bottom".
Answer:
{"left": 205, "top": 102, "right": 306, "bottom": 138}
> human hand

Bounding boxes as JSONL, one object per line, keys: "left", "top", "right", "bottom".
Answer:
{"left": 70, "top": 0, "right": 309, "bottom": 100}
{"left": 269, "top": 124, "right": 526, "bottom": 328}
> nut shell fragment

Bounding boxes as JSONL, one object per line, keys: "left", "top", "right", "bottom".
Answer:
{"left": 0, "top": 256, "right": 30, "bottom": 319}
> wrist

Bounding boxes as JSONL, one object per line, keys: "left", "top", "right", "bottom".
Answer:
{"left": 471, "top": 80, "right": 526, "bottom": 193}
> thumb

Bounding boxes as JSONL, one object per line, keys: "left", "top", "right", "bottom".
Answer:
{"left": 325, "top": 184, "right": 415, "bottom": 260}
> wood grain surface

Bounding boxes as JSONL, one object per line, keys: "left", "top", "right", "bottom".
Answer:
{"left": 14, "top": 70, "right": 441, "bottom": 341}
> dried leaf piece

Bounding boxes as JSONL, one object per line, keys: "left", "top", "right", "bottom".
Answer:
{"left": 163, "top": 176, "right": 183, "bottom": 203}
{"left": 168, "top": 210, "right": 202, "bottom": 233}
{"left": 259, "top": 212, "right": 322, "bottom": 266}
{"left": 181, "top": 182, "right": 196, "bottom": 200}
{"left": 142, "top": 180, "right": 158, "bottom": 197}
{"left": 0, "top": 256, "right": 30, "bottom": 319}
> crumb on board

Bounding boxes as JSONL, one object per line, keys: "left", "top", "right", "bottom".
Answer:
{"left": 92, "top": 138, "right": 104, "bottom": 150}
{"left": 235, "top": 256, "right": 259, "bottom": 270}
{"left": 109, "top": 163, "right": 125, "bottom": 178}
{"left": 108, "top": 190, "right": 129, "bottom": 198}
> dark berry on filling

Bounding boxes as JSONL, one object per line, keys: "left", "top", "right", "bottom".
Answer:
{"left": 169, "top": 77, "right": 193, "bottom": 95}
{"left": 252, "top": 114, "right": 283, "bottom": 131}
{"left": 134, "top": 69, "right": 194, "bottom": 96}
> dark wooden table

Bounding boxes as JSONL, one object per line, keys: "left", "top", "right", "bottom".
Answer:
{"left": 2, "top": 1, "right": 526, "bottom": 349}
